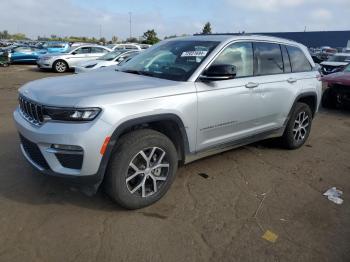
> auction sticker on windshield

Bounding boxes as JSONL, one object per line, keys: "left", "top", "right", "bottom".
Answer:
{"left": 181, "top": 51, "right": 208, "bottom": 57}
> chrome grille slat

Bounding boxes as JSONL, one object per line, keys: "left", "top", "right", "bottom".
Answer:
{"left": 18, "top": 95, "right": 44, "bottom": 126}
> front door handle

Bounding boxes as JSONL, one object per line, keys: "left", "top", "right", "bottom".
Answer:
{"left": 245, "top": 82, "right": 259, "bottom": 88}
{"left": 287, "top": 78, "right": 298, "bottom": 83}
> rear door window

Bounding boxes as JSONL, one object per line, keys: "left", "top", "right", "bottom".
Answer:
{"left": 253, "top": 42, "right": 284, "bottom": 75}
{"left": 286, "top": 46, "right": 312, "bottom": 72}
{"left": 91, "top": 47, "right": 108, "bottom": 53}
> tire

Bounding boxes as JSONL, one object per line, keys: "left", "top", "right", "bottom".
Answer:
{"left": 53, "top": 60, "right": 68, "bottom": 73}
{"left": 105, "top": 129, "right": 178, "bottom": 209}
{"left": 321, "top": 88, "right": 336, "bottom": 109}
{"left": 281, "top": 102, "right": 313, "bottom": 149}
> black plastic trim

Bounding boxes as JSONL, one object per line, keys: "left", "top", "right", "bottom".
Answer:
{"left": 284, "top": 92, "right": 318, "bottom": 126}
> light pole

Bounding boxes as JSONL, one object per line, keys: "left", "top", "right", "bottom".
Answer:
{"left": 129, "top": 12, "right": 132, "bottom": 39}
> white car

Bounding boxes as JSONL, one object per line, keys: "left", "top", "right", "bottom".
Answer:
{"left": 107, "top": 43, "right": 142, "bottom": 51}
{"left": 75, "top": 50, "right": 140, "bottom": 74}
{"left": 37, "top": 45, "right": 112, "bottom": 73}
{"left": 107, "top": 43, "right": 151, "bottom": 51}
{"left": 320, "top": 53, "right": 350, "bottom": 75}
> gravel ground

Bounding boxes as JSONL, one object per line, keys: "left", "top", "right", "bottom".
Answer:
{"left": 0, "top": 65, "right": 350, "bottom": 262}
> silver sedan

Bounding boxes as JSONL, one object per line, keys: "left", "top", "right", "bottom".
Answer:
{"left": 37, "top": 45, "right": 112, "bottom": 73}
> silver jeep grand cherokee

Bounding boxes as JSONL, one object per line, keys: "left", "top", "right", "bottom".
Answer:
{"left": 14, "top": 35, "right": 322, "bottom": 209}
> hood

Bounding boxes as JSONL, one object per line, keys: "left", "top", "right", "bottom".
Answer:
{"left": 322, "top": 71, "right": 350, "bottom": 85}
{"left": 321, "top": 61, "right": 349, "bottom": 67}
{"left": 19, "top": 70, "right": 185, "bottom": 107}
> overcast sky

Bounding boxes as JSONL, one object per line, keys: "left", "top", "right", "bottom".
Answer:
{"left": 1, "top": 0, "right": 350, "bottom": 40}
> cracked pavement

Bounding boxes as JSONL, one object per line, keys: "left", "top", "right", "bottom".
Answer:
{"left": 1, "top": 65, "right": 350, "bottom": 262}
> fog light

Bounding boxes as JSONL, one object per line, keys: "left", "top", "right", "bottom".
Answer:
{"left": 51, "top": 144, "right": 83, "bottom": 152}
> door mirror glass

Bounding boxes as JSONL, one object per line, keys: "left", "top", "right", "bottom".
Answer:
{"left": 200, "top": 64, "right": 236, "bottom": 81}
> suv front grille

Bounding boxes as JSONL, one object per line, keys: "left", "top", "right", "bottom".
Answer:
{"left": 19, "top": 95, "right": 44, "bottom": 126}
{"left": 19, "top": 134, "right": 50, "bottom": 170}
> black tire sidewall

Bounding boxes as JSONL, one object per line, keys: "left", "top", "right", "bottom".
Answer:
{"left": 283, "top": 103, "right": 313, "bottom": 149}
{"left": 106, "top": 129, "right": 178, "bottom": 209}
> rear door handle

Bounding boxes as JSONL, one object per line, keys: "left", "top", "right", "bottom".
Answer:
{"left": 245, "top": 82, "right": 259, "bottom": 88}
{"left": 287, "top": 78, "right": 298, "bottom": 83}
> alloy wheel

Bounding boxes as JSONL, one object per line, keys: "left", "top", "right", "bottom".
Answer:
{"left": 293, "top": 111, "right": 309, "bottom": 142}
{"left": 126, "top": 147, "right": 170, "bottom": 198}
{"left": 55, "top": 61, "right": 66, "bottom": 72}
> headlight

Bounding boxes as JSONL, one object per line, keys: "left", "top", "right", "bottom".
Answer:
{"left": 42, "top": 107, "right": 101, "bottom": 122}
{"left": 41, "top": 56, "right": 51, "bottom": 60}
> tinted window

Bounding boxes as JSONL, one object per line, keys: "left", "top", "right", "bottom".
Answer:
{"left": 75, "top": 47, "right": 91, "bottom": 54}
{"left": 212, "top": 42, "right": 253, "bottom": 77}
{"left": 254, "top": 42, "right": 283, "bottom": 75}
{"left": 281, "top": 45, "right": 291, "bottom": 73}
{"left": 91, "top": 47, "right": 108, "bottom": 53}
{"left": 287, "top": 46, "right": 312, "bottom": 72}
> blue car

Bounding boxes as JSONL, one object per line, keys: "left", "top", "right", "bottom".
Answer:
{"left": 43, "top": 42, "right": 69, "bottom": 53}
{"left": 10, "top": 46, "right": 48, "bottom": 63}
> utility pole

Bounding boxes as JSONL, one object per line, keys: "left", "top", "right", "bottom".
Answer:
{"left": 99, "top": 24, "right": 102, "bottom": 39}
{"left": 129, "top": 12, "right": 132, "bottom": 39}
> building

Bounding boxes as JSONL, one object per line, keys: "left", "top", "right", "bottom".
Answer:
{"left": 206, "top": 31, "right": 350, "bottom": 48}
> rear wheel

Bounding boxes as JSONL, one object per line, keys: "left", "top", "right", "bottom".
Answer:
{"left": 281, "top": 102, "right": 313, "bottom": 149}
{"left": 105, "top": 129, "right": 178, "bottom": 209}
{"left": 53, "top": 60, "right": 68, "bottom": 73}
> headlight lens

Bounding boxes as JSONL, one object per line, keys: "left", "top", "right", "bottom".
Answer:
{"left": 42, "top": 107, "right": 101, "bottom": 122}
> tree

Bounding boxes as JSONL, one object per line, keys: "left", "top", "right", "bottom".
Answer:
{"left": 202, "top": 22, "right": 212, "bottom": 34}
{"left": 142, "top": 29, "right": 160, "bottom": 45}
{"left": 111, "top": 36, "right": 118, "bottom": 43}
{"left": 99, "top": 37, "right": 106, "bottom": 44}
{"left": 125, "top": 37, "right": 139, "bottom": 43}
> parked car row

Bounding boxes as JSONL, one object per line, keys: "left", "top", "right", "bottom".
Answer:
{"left": 0, "top": 41, "right": 151, "bottom": 70}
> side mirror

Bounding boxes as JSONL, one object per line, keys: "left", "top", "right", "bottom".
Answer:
{"left": 200, "top": 64, "right": 237, "bottom": 81}
{"left": 71, "top": 51, "right": 77, "bottom": 55}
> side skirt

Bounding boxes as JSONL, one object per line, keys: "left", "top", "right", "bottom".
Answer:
{"left": 184, "top": 127, "right": 285, "bottom": 164}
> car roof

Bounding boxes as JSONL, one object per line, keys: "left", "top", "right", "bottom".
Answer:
{"left": 168, "top": 34, "right": 300, "bottom": 46}
{"left": 74, "top": 44, "right": 109, "bottom": 49}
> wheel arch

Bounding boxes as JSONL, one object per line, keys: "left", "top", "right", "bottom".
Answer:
{"left": 289, "top": 92, "right": 318, "bottom": 118}
{"left": 96, "top": 114, "right": 190, "bottom": 186}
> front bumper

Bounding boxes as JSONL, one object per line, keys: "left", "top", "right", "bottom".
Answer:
{"left": 37, "top": 59, "right": 53, "bottom": 69}
{"left": 14, "top": 107, "right": 113, "bottom": 181}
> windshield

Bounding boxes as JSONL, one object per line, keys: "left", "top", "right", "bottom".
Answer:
{"left": 98, "top": 51, "right": 124, "bottom": 61}
{"left": 328, "top": 55, "right": 350, "bottom": 62}
{"left": 118, "top": 40, "right": 219, "bottom": 81}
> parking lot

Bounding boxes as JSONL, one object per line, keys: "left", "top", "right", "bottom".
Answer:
{"left": 0, "top": 65, "right": 350, "bottom": 261}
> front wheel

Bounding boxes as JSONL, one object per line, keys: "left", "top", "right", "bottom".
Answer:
{"left": 281, "top": 102, "right": 313, "bottom": 149}
{"left": 105, "top": 129, "right": 178, "bottom": 209}
{"left": 53, "top": 60, "right": 68, "bottom": 73}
